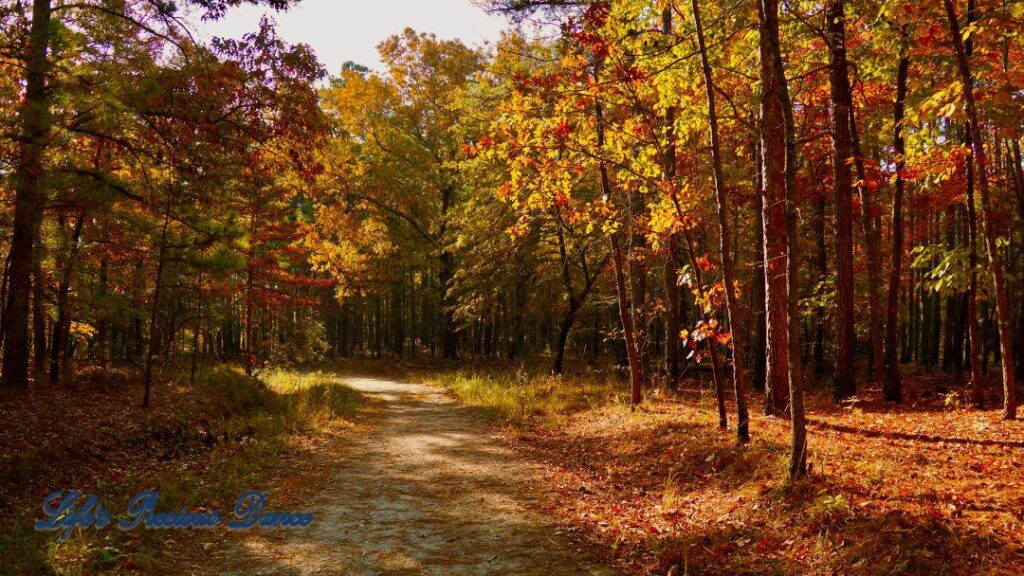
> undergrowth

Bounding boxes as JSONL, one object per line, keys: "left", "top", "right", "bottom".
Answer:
{"left": 426, "top": 365, "right": 628, "bottom": 424}
{"left": 0, "top": 363, "right": 366, "bottom": 575}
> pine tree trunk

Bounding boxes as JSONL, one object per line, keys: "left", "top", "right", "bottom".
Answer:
{"left": 758, "top": 0, "right": 792, "bottom": 418}
{"left": 826, "top": 0, "right": 857, "bottom": 402}
{"left": 750, "top": 140, "right": 768, "bottom": 394}
{"left": 1, "top": 0, "right": 52, "bottom": 390}
{"left": 758, "top": 0, "right": 805, "bottom": 477}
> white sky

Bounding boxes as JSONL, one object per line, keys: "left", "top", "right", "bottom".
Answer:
{"left": 193, "top": 0, "right": 511, "bottom": 74}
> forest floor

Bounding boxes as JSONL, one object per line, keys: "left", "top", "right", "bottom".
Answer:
{"left": 0, "top": 363, "right": 374, "bottom": 575}
{"left": 0, "top": 362, "right": 614, "bottom": 575}
{"left": 427, "top": 365, "right": 1024, "bottom": 575}
{"left": 3, "top": 360, "right": 1023, "bottom": 576}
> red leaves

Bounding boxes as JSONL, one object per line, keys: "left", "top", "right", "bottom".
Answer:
{"left": 694, "top": 255, "right": 714, "bottom": 273}
{"left": 561, "top": 2, "right": 611, "bottom": 60}
{"left": 554, "top": 120, "right": 573, "bottom": 139}
{"left": 582, "top": 2, "right": 611, "bottom": 29}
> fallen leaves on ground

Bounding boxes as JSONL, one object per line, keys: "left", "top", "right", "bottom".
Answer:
{"left": 503, "top": 372, "right": 1024, "bottom": 575}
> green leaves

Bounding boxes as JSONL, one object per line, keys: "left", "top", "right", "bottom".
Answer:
{"left": 910, "top": 244, "right": 982, "bottom": 297}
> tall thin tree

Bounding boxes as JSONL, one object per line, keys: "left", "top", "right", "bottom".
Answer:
{"left": 943, "top": 0, "right": 1017, "bottom": 419}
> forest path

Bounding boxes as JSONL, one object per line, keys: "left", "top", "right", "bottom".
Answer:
{"left": 215, "top": 376, "right": 614, "bottom": 576}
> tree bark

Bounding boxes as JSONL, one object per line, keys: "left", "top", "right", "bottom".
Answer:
{"left": 758, "top": 0, "right": 805, "bottom": 477}
{"left": 2, "top": 0, "right": 52, "bottom": 390}
{"left": 757, "top": 0, "right": 791, "bottom": 417}
{"left": 826, "top": 0, "right": 857, "bottom": 402}
{"left": 750, "top": 139, "right": 768, "bottom": 394}
{"left": 612, "top": 233, "right": 643, "bottom": 406}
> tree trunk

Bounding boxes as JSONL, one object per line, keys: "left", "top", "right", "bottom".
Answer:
{"left": 1, "top": 0, "right": 52, "bottom": 390}
{"left": 595, "top": 84, "right": 643, "bottom": 405}
{"left": 750, "top": 139, "right": 768, "bottom": 393}
{"left": 758, "top": 0, "right": 805, "bottom": 477}
{"left": 97, "top": 258, "right": 108, "bottom": 367}
{"left": 665, "top": 236, "right": 681, "bottom": 388}
{"left": 885, "top": 32, "right": 909, "bottom": 400}
{"left": 627, "top": 219, "right": 648, "bottom": 385}
{"left": 1009, "top": 138, "right": 1024, "bottom": 381}
{"left": 826, "top": 0, "right": 857, "bottom": 402}
{"left": 850, "top": 100, "right": 892, "bottom": 395}
{"left": 692, "top": 0, "right": 749, "bottom": 443}
{"left": 553, "top": 213, "right": 578, "bottom": 375}
{"left": 612, "top": 233, "right": 643, "bottom": 406}
{"left": 245, "top": 263, "right": 256, "bottom": 374}
{"left": 662, "top": 5, "right": 681, "bottom": 391}
{"left": 813, "top": 194, "right": 827, "bottom": 374}
{"left": 0, "top": 250, "right": 10, "bottom": 350}
{"left": 49, "top": 209, "right": 86, "bottom": 383}
{"left": 709, "top": 340, "right": 728, "bottom": 429}
{"left": 32, "top": 260, "right": 47, "bottom": 372}
{"left": 944, "top": 0, "right": 1017, "bottom": 419}
{"left": 758, "top": 0, "right": 790, "bottom": 417}
{"left": 964, "top": 126, "right": 984, "bottom": 405}
{"left": 143, "top": 200, "right": 171, "bottom": 407}
{"left": 191, "top": 270, "right": 203, "bottom": 386}
{"left": 682, "top": 232, "right": 730, "bottom": 429}
{"left": 439, "top": 185, "right": 459, "bottom": 360}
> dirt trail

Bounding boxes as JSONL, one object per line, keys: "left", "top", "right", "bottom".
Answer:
{"left": 214, "top": 377, "right": 614, "bottom": 576}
